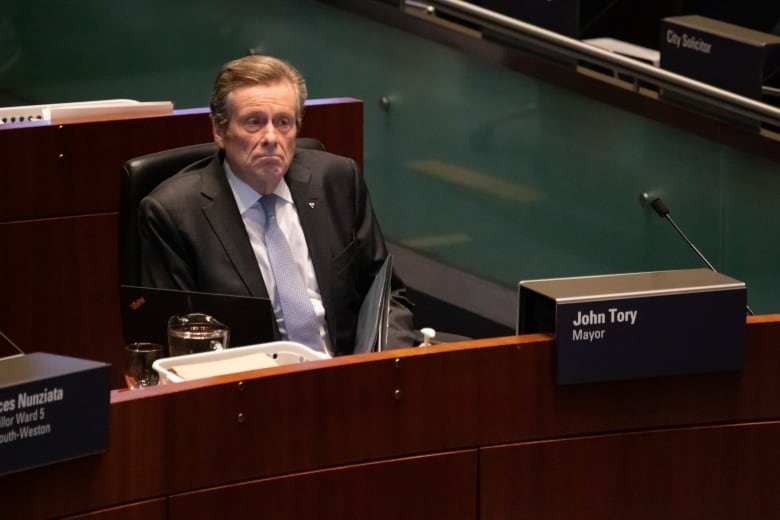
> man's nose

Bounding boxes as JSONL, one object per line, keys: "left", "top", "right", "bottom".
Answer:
{"left": 260, "top": 122, "right": 279, "bottom": 145}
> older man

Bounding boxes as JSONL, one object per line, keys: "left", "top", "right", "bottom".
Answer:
{"left": 139, "top": 55, "right": 416, "bottom": 355}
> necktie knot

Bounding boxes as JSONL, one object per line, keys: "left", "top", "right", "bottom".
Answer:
{"left": 259, "top": 194, "right": 277, "bottom": 219}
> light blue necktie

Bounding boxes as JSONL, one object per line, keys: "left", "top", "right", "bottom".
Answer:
{"left": 259, "top": 194, "right": 324, "bottom": 351}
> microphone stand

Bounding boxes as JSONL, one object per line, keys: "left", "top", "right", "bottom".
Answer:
{"left": 647, "top": 196, "right": 755, "bottom": 316}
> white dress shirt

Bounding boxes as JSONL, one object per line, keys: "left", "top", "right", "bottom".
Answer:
{"left": 224, "top": 161, "right": 331, "bottom": 354}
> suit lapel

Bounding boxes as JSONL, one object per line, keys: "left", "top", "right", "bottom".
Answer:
{"left": 286, "top": 156, "right": 338, "bottom": 342}
{"left": 200, "top": 158, "right": 269, "bottom": 297}
{"left": 287, "top": 156, "right": 330, "bottom": 272}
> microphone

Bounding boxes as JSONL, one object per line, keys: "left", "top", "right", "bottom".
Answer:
{"left": 0, "top": 328, "right": 26, "bottom": 356}
{"left": 641, "top": 193, "right": 755, "bottom": 316}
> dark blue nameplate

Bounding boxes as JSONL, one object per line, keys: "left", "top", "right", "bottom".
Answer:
{"left": 660, "top": 15, "right": 780, "bottom": 100}
{"left": 0, "top": 352, "right": 111, "bottom": 476}
{"left": 518, "top": 269, "right": 747, "bottom": 385}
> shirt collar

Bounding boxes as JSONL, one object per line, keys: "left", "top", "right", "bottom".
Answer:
{"left": 224, "top": 160, "right": 293, "bottom": 214}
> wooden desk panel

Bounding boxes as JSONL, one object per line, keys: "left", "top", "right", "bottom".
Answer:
{"left": 0, "top": 214, "right": 123, "bottom": 363}
{"left": 0, "top": 125, "right": 65, "bottom": 220}
{"left": 480, "top": 422, "right": 780, "bottom": 519}
{"left": 169, "top": 450, "right": 477, "bottom": 520}
{"left": 64, "top": 499, "right": 167, "bottom": 520}
{"left": 2, "top": 316, "right": 780, "bottom": 518}
{"left": 0, "top": 113, "right": 213, "bottom": 222}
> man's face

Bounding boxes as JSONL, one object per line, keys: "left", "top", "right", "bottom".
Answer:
{"left": 213, "top": 81, "right": 298, "bottom": 193}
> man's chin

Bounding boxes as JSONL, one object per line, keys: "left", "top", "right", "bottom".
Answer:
{"left": 254, "top": 158, "right": 287, "bottom": 173}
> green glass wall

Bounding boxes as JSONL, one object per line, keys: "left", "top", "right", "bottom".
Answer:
{"left": 3, "top": 0, "right": 780, "bottom": 312}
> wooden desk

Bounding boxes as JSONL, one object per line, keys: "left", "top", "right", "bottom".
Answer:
{"left": 0, "top": 99, "right": 363, "bottom": 387}
{"left": 3, "top": 315, "right": 779, "bottom": 519}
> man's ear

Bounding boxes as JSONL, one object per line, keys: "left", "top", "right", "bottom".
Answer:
{"left": 211, "top": 118, "right": 225, "bottom": 148}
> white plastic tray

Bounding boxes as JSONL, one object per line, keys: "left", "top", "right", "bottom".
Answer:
{"left": 152, "top": 341, "right": 330, "bottom": 384}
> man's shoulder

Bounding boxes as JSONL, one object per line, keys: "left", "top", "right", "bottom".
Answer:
{"left": 293, "top": 149, "right": 359, "bottom": 186}
{"left": 294, "top": 148, "right": 355, "bottom": 169}
{"left": 147, "top": 155, "right": 219, "bottom": 201}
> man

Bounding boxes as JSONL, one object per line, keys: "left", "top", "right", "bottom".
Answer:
{"left": 139, "top": 55, "right": 416, "bottom": 355}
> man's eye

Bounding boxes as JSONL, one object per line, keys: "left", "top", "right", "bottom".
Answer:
{"left": 275, "top": 118, "right": 292, "bottom": 130}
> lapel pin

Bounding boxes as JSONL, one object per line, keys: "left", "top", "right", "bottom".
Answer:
{"left": 308, "top": 201, "right": 316, "bottom": 209}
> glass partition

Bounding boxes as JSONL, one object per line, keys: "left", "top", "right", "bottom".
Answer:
{"left": 3, "top": 0, "right": 780, "bottom": 313}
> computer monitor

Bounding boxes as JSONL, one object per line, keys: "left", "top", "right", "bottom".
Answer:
{"left": 119, "top": 285, "right": 276, "bottom": 354}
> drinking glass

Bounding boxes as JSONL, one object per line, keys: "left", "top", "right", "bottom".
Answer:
{"left": 125, "top": 342, "right": 163, "bottom": 389}
{"left": 167, "top": 313, "right": 229, "bottom": 357}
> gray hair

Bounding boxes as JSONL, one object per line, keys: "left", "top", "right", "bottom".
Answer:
{"left": 209, "top": 55, "right": 308, "bottom": 129}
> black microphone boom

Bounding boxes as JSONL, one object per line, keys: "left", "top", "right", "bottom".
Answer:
{"left": 649, "top": 197, "right": 717, "bottom": 272}
{"left": 645, "top": 194, "right": 754, "bottom": 316}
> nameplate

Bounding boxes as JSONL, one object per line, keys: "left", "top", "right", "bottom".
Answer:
{"left": 518, "top": 268, "right": 746, "bottom": 384}
{"left": 0, "top": 352, "right": 111, "bottom": 476}
{"left": 660, "top": 15, "right": 780, "bottom": 100}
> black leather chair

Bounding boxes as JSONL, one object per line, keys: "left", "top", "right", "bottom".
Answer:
{"left": 118, "top": 138, "right": 325, "bottom": 286}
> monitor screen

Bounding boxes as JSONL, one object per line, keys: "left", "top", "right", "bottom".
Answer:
{"left": 119, "top": 285, "right": 276, "bottom": 354}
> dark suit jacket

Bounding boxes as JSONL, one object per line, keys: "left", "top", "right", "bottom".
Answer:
{"left": 138, "top": 148, "right": 416, "bottom": 355}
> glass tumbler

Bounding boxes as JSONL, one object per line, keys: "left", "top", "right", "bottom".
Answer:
{"left": 125, "top": 342, "right": 163, "bottom": 389}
